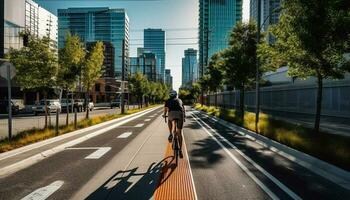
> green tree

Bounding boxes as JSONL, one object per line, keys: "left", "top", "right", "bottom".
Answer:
{"left": 222, "top": 22, "right": 261, "bottom": 121}
{"left": 128, "top": 72, "right": 149, "bottom": 108}
{"left": 58, "top": 33, "right": 86, "bottom": 125}
{"left": 8, "top": 35, "right": 58, "bottom": 129}
{"left": 205, "top": 53, "right": 224, "bottom": 107}
{"left": 190, "top": 82, "right": 201, "bottom": 102}
{"left": 82, "top": 41, "right": 104, "bottom": 119}
{"left": 264, "top": 0, "right": 350, "bottom": 133}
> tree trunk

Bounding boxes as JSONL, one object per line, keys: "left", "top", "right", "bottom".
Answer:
{"left": 314, "top": 75, "right": 323, "bottom": 134}
{"left": 66, "top": 90, "right": 69, "bottom": 126}
{"left": 239, "top": 85, "right": 245, "bottom": 124}
{"left": 44, "top": 91, "right": 48, "bottom": 129}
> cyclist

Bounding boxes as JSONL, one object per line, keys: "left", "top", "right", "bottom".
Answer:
{"left": 163, "top": 90, "right": 186, "bottom": 158}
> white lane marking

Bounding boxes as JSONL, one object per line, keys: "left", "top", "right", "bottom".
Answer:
{"left": 21, "top": 180, "right": 64, "bottom": 200}
{"left": 66, "top": 147, "right": 111, "bottom": 159}
{"left": 144, "top": 119, "right": 151, "bottom": 122}
{"left": 192, "top": 112, "right": 302, "bottom": 200}
{"left": 118, "top": 132, "right": 133, "bottom": 138}
{"left": 85, "top": 147, "right": 111, "bottom": 159}
{"left": 134, "top": 123, "right": 144, "bottom": 127}
{"left": 183, "top": 131, "right": 199, "bottom": 200}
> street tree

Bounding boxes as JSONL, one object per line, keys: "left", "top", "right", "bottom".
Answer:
{"left": 58, "top": 33, "right": 86, "bottom": 125}
{"left": 205, "top": 53, "right": 224, "bottom": 107}
{"left": 263, "top": 0, "right": 350, "bottom": 133}
{"left": 82, "top": 41, "right": 104, "bottom": 119}
{"left": 222, "top": 22, "right": 261, "bottom": 122}
{"left": 128, "top": 72, "right": 149, "bottom": 108}
{"left": 7, "top": 35, "right": 58, "bottom": 129}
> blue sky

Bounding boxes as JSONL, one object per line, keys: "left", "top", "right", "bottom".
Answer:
{"left": 36, "top": 0, "right": 249, "bottom": 90}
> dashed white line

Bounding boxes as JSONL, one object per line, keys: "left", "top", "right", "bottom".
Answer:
{"left": 134, "top": 123, "right": 144, "bottom": 127}
{"left": 191, "top": 112, "right": 302, "bottom": 200}
{"left": 21, "top": 180, "right": 64, "bottom": 200}
{"left": 144, "top": 119, "right": 151, "bottom": 122}
{"left": 117, "top": 132, "right": 133, "bottom": 138}
{"left": 66, "top": 147, "right": 111, "bottom": 159}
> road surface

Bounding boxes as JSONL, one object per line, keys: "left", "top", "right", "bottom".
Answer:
{"left": 0, "top": 106, "right": 348, "bottom": 200}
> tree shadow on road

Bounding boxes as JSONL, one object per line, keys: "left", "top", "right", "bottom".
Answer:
{"left": 86, "top": 156, "right": 176, "bottom": 200}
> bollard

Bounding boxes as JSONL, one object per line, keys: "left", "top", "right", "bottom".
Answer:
{"left": 55, "top": 108, "right": 59, "bottom": 135}
{"left": 74, "top": 107, "right": 77, "bottom": 129}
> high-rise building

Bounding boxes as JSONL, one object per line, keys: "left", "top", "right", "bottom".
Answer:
{"left": 129, "top": 52, "right": 157, "bottom": 82}
{"left": 144, "top": 28, "right": 165, "bottom": 82}
{"left": 165, "top": 69, "right": 173, "bottom": 89}
{"left": 182, "top": 48, "right": 198, "bottom": 87}
{"left": 199, "top": 0, "right": 242, "bottom": 77}
{"left": 58, "top": 7, "right": 129, "bottom": 80}
{"left": 250, "top": 0, "right": 281, "bottom": 41}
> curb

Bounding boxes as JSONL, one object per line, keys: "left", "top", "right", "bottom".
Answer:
{"left": 195, "top": 110, "right": 350, "bottom": 191}
{"left": 0, "top": 106, "right": 161, "bottom": 177}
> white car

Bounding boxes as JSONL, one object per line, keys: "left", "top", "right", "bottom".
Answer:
{"left": 32, "top": 99, "right": 61, "bottom": 115}
{"left": 87, "top": 102, "right": 94, "bottom": 111}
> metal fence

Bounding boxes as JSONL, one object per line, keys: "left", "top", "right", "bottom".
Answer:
{"left": 204, "top": 80, "right": 350, "bottom": 118}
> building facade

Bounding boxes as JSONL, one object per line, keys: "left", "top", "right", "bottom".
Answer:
{"left": 58, "top": 7, "right": 129, "bottom": 80}
{"left": 250, "top": 0, "right": 281, "bottom": 42}
{"left": 199, "top": 0, "right": 242, "bottom": 77}
{"left": 143, "top": 28, "right": 165, "bottom": 82}
{"left": 182, "top": 48, "right": 198, "bottom": 87}
{"left": 165, "top": 69, "right": 173, "bottom": 89}
{"left": 129, "top": 52, "right": 158, "bottom": 82}
{"left": 0, "top": 0, "right": 57, "bottom": 102}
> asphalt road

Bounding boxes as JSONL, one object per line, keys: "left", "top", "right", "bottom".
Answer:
{"left": 0, "top": 106, "right": 348, "bottom": 200}
{"left": 0, "top": 106, "right": 137, "bottom": 139}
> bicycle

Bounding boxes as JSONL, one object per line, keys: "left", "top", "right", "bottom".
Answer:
{"left": 164, "top": 115, "right": 180, "bottom": 166}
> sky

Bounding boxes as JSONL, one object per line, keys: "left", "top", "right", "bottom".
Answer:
{"left": 36, "top": 0, "right": 249, "bottom": 91}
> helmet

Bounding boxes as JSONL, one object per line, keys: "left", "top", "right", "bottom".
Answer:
{"left": 169, "top": 90, "right": 177, "bottom": 98}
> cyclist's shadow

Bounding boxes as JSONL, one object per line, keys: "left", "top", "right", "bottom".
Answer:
{"left": 86, "top": 156, "right": 176, "bottom": 200}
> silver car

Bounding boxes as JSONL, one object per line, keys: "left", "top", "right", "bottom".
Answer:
{"left": 32, "top": 99, "right": 61, "bottom": 115}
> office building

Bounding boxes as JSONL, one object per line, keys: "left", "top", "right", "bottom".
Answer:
{"left": 0, "top": 0, "right": 57, "bottom": 102}
{"left": 129, "top": 52, "right": 158, "bottom": 82}
{"left": 165, "top": 69, "right": 173, "bottom": 89}
{"left": 250, "top": 0, "right": 281, "bottom": 42}
{"left": 144, "top": 28, "right": 165, "bottom": 82}
{"left": 199, "top": 0, "right": 242, "bottom": 77}
{"left": 182, "top": 48, "right": 198, "bottom": 87}
{"left": 58, "top": 7, "right": 129, "bottom": 80}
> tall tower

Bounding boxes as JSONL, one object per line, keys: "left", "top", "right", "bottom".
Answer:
{"left": 199, "top": 0, "right": 242, "bottom": 77}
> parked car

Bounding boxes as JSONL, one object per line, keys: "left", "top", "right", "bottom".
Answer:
{"left": 0, "top": 100, "right": 19, "bottom": 114}
{"left": 88, "top": 102, "right": 94, "bottom": 111}
{"left": 110, "top": 100, "right": 120, "bottom": 108}
{"left": 60, "top": 99, "right": 73, "bottom": 112}
{"left": 32, "top": 99, "right": 61, "bottom": 115}
{"left": 74, "top": 99, "right": 84, "bottom": 112}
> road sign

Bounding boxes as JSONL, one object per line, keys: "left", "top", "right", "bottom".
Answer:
{"left": 0, "top": 62, "right": 16, "bottom": 80}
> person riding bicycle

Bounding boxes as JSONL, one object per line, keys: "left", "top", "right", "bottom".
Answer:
{"left": 163, "top": 90, "right": 186, "bottom": 158}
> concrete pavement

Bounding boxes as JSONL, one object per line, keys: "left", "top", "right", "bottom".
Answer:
{"left": 0, "top": 106, "right": 349, "bottom": 200}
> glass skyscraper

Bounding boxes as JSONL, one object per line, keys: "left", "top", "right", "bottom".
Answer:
{"left": 199, "top": 0, "right": 242, "bottom": 77}
{"left": 58, "top": 7, "right": 129, "bottom": 80}
{"left": 182, "top": 48, "right": 198, "bottom": 87}
{"left": 143, "top": 28, "right": 165, "bottom": 82}
{"left": 250, "top": 0, "right": 281, "bottom": 42}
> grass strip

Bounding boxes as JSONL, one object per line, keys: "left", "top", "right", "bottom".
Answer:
{"left": 0, "top": 105, "right": 160, "bottom": 153}
{"left": 194, "top": 103, "right": 350, "bottom": 171}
